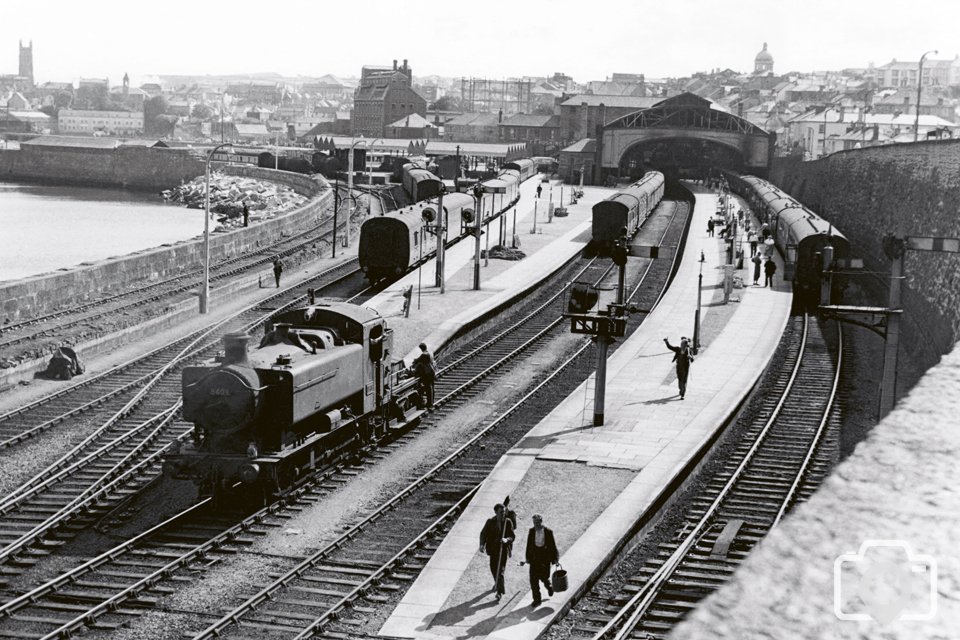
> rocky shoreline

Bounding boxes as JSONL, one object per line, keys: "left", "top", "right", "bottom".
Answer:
{"left": 163, "top": 172, "right": 309, "bottom": 230}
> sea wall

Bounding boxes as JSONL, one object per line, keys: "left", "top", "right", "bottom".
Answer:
{"left": 0, "top": 165, "right": 331, "bottom": 323}
{"left": 0, "top": 145, "right": 208, "bottom": 191}
{"left": 770, "top": 139, "right": 960, "bottom": 383}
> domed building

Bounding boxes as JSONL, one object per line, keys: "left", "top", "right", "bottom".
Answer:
{"left": 754, "top": 42, "right": 774, "bottom": 75}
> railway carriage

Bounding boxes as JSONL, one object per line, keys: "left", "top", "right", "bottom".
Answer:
{"left": 501, "top": 158, "right": 538, "bottom": 182}
{"left": 591, "top": 171, "right": 665, "bottom": 253}
{"left": 401, "top": 164, "right": 443, "bottom": 202}
{"left": 358, "top": 160, "right": 534, "bottom": 283}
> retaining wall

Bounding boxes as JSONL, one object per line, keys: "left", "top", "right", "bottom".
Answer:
{"left": 0, "top": 145, "right": 208, "bottom": 190}
{"left": 770, "top": 139, "right": 960, "bottom": 385}
{"left": 0, "top": 165, "right": 331, "bottom": 323}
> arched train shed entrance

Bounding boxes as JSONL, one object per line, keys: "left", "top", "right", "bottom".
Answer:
{"left": 597, "top": 93, "right": 774, "bottom": 183}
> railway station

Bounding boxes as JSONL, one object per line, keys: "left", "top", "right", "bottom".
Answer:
{"left": 0, "top": 53, "right": 958, "bottom": 640}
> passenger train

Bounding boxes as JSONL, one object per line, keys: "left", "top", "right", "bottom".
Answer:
{"left": 590, "top": 171, "right": 666, "bottom": 253}
{"left": 358, "top": 160, "right": 532, "bottom": 283}
{"left": 724, "top": 172, "right": 851, "bottom": 304}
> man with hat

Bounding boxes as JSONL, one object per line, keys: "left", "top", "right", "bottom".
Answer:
{"left": 525, "top": 514, "right": 559, "bottom": 606}
{"left": 664, "top": 336, "right": 695, "bottom": 399}
{"left": 480, "top": 503, "right": 515, "bottom": 601}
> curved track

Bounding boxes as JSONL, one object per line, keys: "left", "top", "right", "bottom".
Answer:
{"left": 0, "top": 196, "right": 688, "bottom": 637}
{"left": 576, "top": 314, "right": 842, "bottom": 640}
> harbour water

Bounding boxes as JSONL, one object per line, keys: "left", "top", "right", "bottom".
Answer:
{"left": 0, "top": 182, "right": 205, "bottom": 282}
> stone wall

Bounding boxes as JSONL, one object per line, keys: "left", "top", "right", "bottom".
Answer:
{"left": 769, "top": 139, "right": 960, "bottom": 383}
{"left": 0, "top": 145, "right": 208, "bottom": 190}
{"left": 0, "top": 166, "right": 331, "bottom": 323}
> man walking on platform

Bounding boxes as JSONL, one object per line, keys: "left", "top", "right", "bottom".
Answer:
{"left": 664, "top": 337, "right": 694, "bottom": 399}
{"left": 525, "top": 514, "right": 559, "bottom": 606}
{"left": 480, "top": 503, "right": 515, "bottom": 601}
{"left": 536, "top": 184, "right": 542, "bottom": 198}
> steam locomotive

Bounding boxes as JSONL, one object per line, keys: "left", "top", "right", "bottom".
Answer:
{"left": 166, "top": 301, "right": 422, "bottom": 497}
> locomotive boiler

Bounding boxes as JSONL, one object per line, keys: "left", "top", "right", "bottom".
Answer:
{"left": 167, "top": 301, "right": 421, "bottom": 497}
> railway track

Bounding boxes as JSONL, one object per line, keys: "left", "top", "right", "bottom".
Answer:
{"left": 0, "top": 198, "right": 688, "bottom": 637}
{"left": 0, "top": 264, "right": 365, "bottom": 574}
{"left": 567, "top": 314, "right": 842, "bottom": 640}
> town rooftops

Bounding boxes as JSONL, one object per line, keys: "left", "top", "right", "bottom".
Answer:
{"left": 21, "top": 135, "right": 123, "bottom": 149}
{"left": 386, "top": 113, "right": 436, "bottom": 129}
{"left": 0, "top": 111, "right": 51, "bottom": 121}
{"left": 445, "top": 112, "right": 500, "bottom": 127}
{"left": 560, "top": 95, "right": 661, "bottom": 108}
{"left": 425, "top": 141, "right": 526, "bottom": 157}
{"left": 561, "top": 138, "right": 597, "bottom": 153}
{"left": 500, "top": 114, "right": 560, "bottom": 128}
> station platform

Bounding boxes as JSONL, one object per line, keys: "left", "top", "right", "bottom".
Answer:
{"left": 378, "top": 188, "right": 793, "bottom": 640}
{"left": 365, "top": 178, "right": 600, "bottom": 365}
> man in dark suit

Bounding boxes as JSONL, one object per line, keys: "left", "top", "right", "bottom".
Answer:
{"left": 479, "top": 503, "right": 515, "bottom": 601}
{"left": 525, "top": 514, "right": 559, "bottom": 606}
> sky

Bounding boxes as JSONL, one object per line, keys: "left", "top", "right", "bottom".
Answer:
{"left": 3, "top": 0, "right": 959, "bottom": 86}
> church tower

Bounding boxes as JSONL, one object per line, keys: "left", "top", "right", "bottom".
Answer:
{"left": 19, "top": 40, "right": 34, "bottom": 87}
{"left": 123, "top": 72, "right": 130, "bottom": 98}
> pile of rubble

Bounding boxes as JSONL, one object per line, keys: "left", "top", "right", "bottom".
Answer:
{"left": 162, "top": 172, "right": 309, "bottom": 229}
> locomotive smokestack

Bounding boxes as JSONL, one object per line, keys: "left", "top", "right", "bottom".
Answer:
{"left": 223, "top": 332, "right": 251, "bottom": 366}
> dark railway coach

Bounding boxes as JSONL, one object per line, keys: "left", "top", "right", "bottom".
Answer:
{"left": 167, "top": 301, "right": 421, "bottom": 497}
{"left": 591, "top": 171, "right": 665, "bottom": 253}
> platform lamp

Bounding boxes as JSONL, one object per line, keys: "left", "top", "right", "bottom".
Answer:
{"left": 915, "top": 50, "right": 938, "bottom": 143}
{"left": 200, "top": 142, "right": 233, "bottom": 314}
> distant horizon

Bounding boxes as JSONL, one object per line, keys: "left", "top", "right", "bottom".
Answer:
{"left": 3, "top": 0, "right": 958, "bottom": 88}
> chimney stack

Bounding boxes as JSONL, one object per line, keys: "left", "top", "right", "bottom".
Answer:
{"left": 393, "top": 59, "right": 397, "bottom": 71}
{"left": 223, "top": 333, "right": 251, "bottom": 366}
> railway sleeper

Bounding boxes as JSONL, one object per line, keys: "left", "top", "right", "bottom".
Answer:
{"left": 33, "top": 600, "right": 144, "bottom": 617}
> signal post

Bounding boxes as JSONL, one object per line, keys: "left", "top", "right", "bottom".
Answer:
{"left": 819, "top": 233, "right": 959, "bottom": 420}
{"left": 565, "top": 236, "right": 653, "bottom": 426}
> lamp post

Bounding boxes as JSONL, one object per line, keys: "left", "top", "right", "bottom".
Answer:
{"left": 365, "top": 138, "right": 382, "bottom": 185}
{"left": 694, "top": 250, "right": 705, "bottom": 354}
{"left": 345, "top": 136, "right": 367, "bottom": 247}
{"left": 472, "top": 183, "right": 484, "bottom": 290}
{"left": 915, "top": 50, "right": 938, "bottom": 143}
{"left": 200, "top": 142, "right": 232, "bottom": 314}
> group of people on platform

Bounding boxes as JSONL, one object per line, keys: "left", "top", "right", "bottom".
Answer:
{"left": 479, "top": 503, "right": 560, "bottom": 606}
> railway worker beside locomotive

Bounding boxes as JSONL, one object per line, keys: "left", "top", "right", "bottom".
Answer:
{"left": 480, "top": 503, "right": 515, "bottom": 602}
{"left": 410, "top": 343, "right": 436, "bottom": 408}
{"left": 272, "top": 257, "right": 284, "bottom": 288}
{"left": 664, "top": 337, "right": 694, "bottom": 399}
{"left": 525, "top": 514, "right": 559, "bottom": 606}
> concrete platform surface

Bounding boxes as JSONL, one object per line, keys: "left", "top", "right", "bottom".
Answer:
{"left": 379, "top": 190, "right": 793, "bottom": 640}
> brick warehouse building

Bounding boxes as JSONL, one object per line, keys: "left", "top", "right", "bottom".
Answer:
{"left": 352, "top": 59, "right": 426, "bottom": 138}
